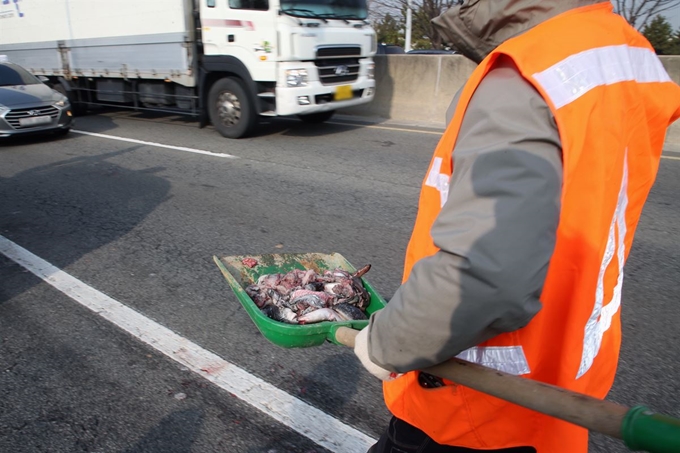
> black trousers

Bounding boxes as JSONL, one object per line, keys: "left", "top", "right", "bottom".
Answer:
{"left": 368, "top": 416, "right": 537, "bottom": 453}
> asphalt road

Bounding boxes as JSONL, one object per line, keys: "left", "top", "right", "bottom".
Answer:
{"left": 1, "top": 110, "right": 678, "bottom": 453}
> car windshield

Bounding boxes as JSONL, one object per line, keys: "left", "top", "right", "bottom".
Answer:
{"left": 0, "top": 63, "right": 41, "bottom": 87}
{"left": 280, "top": 0, "right": 367, "bottom": 20}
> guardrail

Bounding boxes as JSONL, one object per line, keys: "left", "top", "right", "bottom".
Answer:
{"left": 344, "top": 55, "right": 680, "bottom": 147}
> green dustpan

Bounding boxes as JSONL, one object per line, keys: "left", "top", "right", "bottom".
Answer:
{"left": 213, "top": 252, "right": 387, "bottom": 348}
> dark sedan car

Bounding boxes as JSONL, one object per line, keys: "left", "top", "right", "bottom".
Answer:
{"left": 406, "top": 49, "right": 458, "bottom": 55}
{"left": 0, "top": 59, "right": 73, "bottom": 138}
{"left": 376, "top": 44, "right": 405, "bottom": 55}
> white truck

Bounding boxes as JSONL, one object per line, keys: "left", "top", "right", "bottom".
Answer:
{"left": 0, "top": 0, "right": 377, "bottom": 138}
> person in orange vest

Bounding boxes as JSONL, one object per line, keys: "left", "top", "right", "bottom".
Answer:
{"left": 353, "top": 1, "right": 680, "bottom": 452}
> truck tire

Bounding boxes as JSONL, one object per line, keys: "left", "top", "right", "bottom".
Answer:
{"left": 208, "top": 77, "right": 256, "bottom": 139}
{"left": 297, "top": 111, "right": 335, "bottom": 124}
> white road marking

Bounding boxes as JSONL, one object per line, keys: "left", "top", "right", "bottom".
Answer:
{"left": 0, "top": 235, "right": 376, "bottom": 453}
{"left": 74, "top": 126, "right": 680, "bottom": 162}
{"left": 328, "top": 121, "right": 444, "bottom": 135}
{"left": 327, "top": 122, "right": 680, "bottom": 154}
{"left": 72, "top": 130, "right": 238, "bottom": 159}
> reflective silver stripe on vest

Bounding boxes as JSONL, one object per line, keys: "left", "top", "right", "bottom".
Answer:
{"left": 577, "top": 154, "right": 629, "bottom": 379}
{"left": 456, "top": 345, "right": 530, "bottom": 376}
{"left": 425, "top": 157, "right": 450, "bottom": 207}
{"left": 532, "top": 45, "right": 671, "bottom": 109}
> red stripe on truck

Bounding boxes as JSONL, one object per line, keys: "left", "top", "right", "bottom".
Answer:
{"left": 201, "top": 19, "right": 254, "bottom": 31}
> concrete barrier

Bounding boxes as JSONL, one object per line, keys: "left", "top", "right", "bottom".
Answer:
{"left": 344, "top": 55, "right": 680, "bottom": 148}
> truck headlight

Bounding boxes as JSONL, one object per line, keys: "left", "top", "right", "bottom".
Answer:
{"left": 367, "top": 62, "right": 375, "bottom": 79}
{"left": 286, "top": 69, "right": 308, "bottom": 87}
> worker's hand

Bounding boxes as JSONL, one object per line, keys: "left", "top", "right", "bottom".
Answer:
{"left": 353, "top": 327, "right": 403, "bottom": 381}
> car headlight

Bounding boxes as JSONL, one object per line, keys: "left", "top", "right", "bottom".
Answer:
{"left": 53, "top": 99, "right": 67, "bottom": 107}
{"left": 367, "top": 62, "right": 375, "bottom": 79}
{"left": 286, "top": 69, "right": 308, "bottom": 87}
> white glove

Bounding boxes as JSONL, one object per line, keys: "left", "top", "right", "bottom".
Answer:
{"left": 353, "top": 327, "right": 403, "bottom": 381}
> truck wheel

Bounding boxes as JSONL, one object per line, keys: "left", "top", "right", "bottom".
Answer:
{"left": 297, "top": 111, "right": 334, "bottom": 124}
{"left": 208, "top": 77, "right": 256, "bottom": 139}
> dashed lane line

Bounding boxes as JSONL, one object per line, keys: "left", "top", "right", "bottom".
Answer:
{"left": 74, "top": 127, "right": 680, "bottom": 161}
{"left": 72, "top": 130, "right": 238, "bottom": 159}
{"left": 0, "top": 235, "right": 376, "bottom": 453}
{"left": 329, "top": 121, "right": 680, "bottom": 152}
{"left": 327, "top": 121, "right": 444, "bottom": 135}
{"left": 71, "top": 123, "right": 443, "bottom": 162}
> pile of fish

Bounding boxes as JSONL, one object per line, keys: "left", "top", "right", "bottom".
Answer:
{"left": 245, "top": 264, "right": 372, "bottom": 324}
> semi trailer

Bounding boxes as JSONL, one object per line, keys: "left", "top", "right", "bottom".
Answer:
{"left": 0, "top": 0, "right": 377, "bottom": 138}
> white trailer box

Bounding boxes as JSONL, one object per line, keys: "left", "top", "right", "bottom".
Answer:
{"left": 0, "top": 0, "right": 195, "bottom": 86}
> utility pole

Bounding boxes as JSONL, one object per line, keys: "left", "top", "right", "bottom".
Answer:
{"left": 405, "top": 0, "right": 412, "bottom": 51}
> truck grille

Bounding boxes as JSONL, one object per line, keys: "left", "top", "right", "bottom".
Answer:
{"left": 5, "top": 105, "right": 59, "bottom": 129}
{"left": 315, "top": 46, "right": 361, "bottom": 85}
{"left": 317, "top": 46, "right": 361, "bottom": 58}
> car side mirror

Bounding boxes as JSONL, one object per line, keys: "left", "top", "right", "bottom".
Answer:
{"left": 38, "top": 76, "right": 49, "bottom": 83}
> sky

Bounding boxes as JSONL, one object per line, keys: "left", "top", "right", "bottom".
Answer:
{"left": 664, "top": 5, "right": 680, "bottom": 29}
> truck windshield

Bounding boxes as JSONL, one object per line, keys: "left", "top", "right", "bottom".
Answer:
{"left": 280, "top": 0, "right": 367, "bottom": 20}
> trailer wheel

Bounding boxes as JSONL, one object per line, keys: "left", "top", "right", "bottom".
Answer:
{"left": 208, "top": 77, "right": 256, "bottom": 139}
{"left": 297, "top": 111, "right": 334, "bottom": 124}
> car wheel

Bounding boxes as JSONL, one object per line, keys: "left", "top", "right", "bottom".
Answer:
{"left": 208, "top": 77, "right": 257, "bottom": 139}
{"left": 297, "top": 111, "right": 335, "bottom": 124}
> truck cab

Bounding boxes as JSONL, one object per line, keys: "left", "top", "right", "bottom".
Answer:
{"left": 199, "top": 0, "right": 376, "bottom": 137}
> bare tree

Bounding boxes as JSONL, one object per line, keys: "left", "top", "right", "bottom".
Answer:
{"left": 369, "top": 0, "right": 458, "bottom": 48}
{"left": 613, "top": 0, "right": 680, "bottom": 30}
{"left": 370, "top": 1, "right": 680, "bottom": 48}
{"left": 414, "top": 0, "right": 459, "bottom": 48}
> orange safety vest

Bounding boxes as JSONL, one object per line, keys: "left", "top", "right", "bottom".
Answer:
{"left": 383, "top": 3, "right": 680, "bottom": 452}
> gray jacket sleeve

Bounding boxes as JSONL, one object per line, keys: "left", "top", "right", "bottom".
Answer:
{"left": 367, "top": 59, "right": 563, "bottom": 373}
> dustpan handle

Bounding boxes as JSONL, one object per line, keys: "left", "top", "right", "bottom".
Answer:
{"left": 333, "top": 327, "right": 680, "bottom": 452}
